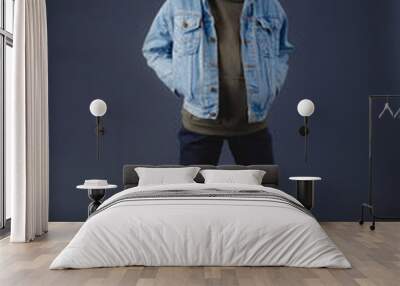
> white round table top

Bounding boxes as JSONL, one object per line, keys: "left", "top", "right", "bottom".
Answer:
{"left": 289, "top": 177, "right": 322, "bottom": 181}
{"left": 76, "top": 184, "right": 117, "bottom": 190}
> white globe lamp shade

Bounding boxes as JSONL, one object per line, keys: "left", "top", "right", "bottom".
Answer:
{"left": 297, "top": 99, "right": 315, "bottom": 117}
{"left": 90, "top": 99, "right": 107, "bottom": 117}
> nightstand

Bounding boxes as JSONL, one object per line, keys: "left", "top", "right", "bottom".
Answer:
{"left": 289, "top": 177, "right": 322, "bottom": 210}
{"left": 77, "top": 180, "right": 117, "bottom": 217}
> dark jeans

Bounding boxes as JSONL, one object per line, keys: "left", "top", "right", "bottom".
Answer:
{"left": 178, "top": 127, "right": 274, "bottom": 165}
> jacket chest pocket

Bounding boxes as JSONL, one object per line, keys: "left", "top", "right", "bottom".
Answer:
{"left": 174, "top": 14, "right": 202, "bottom": 55}
{"left": 255, "top": 17, "right": 281, "bottom": 58}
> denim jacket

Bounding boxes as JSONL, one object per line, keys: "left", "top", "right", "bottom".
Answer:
{"left": 143, "top": 0, "right": 294, "bottom": 122}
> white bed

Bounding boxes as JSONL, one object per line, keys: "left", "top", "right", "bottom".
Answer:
{"left": 50, "top": 183, "right": 351, "bottom": 269}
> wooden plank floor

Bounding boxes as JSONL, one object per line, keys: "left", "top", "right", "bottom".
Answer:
{"left": 0, "top": 222, "right": 399, "bottom": 286}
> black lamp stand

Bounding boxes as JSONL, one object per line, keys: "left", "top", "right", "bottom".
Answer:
{"left": 299, "top": 116, "right": 310, "bottom": 162}
{"left": 95, "top": 117, "right": 105, "bottom": 160}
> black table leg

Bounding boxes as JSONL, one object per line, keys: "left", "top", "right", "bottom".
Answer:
{"left": 88, "top": 189, "right": 105, "bottom": 217}
{"left": 297, "top": 181, "right": 314, "bottom": 210}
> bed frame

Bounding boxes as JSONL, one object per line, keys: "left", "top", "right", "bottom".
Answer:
{"left": 123, "top": 165, "right": 279, "bottom": 189}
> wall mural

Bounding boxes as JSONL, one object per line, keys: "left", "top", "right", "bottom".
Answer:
{"left": 47, "top": 0, "right": 400, "bottom": 222}
{"left": 143, "top": 0, "right": 293, "bottom": 166}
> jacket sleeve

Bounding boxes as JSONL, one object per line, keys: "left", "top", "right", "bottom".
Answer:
{"left": 275, "top": 9, "right": 294, "bottom": 94}
{"left": 142, "top": 1, "right": 176, "bottom": 94}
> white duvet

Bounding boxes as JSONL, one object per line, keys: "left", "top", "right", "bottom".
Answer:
{"left": 50, "top": 183, "right": 351, "bottom": 269}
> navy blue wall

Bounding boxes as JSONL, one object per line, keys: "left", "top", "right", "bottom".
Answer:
{"left": 47, "top": 0, "right": 398, "bottom": 221}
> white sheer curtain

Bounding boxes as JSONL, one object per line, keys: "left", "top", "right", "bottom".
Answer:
{"left": 8, "top": 0, "right": 49, "bottom": 242}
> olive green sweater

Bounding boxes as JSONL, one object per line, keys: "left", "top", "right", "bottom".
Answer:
{"left": 182, "top": 0, "right": 267, "bottom": 136}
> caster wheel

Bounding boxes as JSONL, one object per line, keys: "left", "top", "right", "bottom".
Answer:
{"left": 370, "top": 225, "right": 375, "bottom": 231}
{"left": 359, "top": 221, "right": 364, "bottom": 225}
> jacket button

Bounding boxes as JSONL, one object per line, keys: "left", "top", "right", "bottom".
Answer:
{"left": 209, "top": 37, "right": 216, "bottom": 43}
{"left": 183, "top": 21, "right": 188, "bottom": 28}
{"left": 210, "top": 87, "right": 218, "bottom": 93}
{"left": 209, "top": 112, "right": 217, "bottom": 117}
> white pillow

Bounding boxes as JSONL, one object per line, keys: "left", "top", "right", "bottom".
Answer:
{"left": 135, "top": 167, "right": 201, "bottom": 186}
{"left": 200, "top": 169, "right": 266, "bottom": 185}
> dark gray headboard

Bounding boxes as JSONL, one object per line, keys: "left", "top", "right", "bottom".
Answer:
{"left": 123, "top": 165, "right": 279, "bottom": 189}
